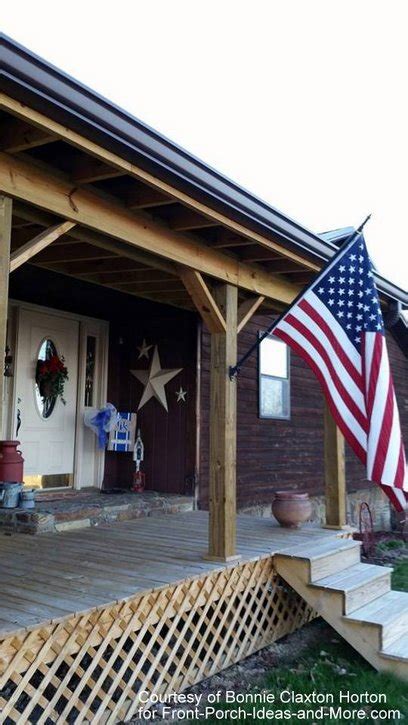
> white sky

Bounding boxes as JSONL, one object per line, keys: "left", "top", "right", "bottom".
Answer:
{"left": 2, "top": 0, "right": 407, "bottom": 291}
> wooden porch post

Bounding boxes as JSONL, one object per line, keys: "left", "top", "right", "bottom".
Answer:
{"left": 0, "top": 195, "right": 12, "bottom": 435}
{"left": 207, "top": 283, "right": 239, "bottom": 561}
{"left": 324, "top": 400, "right": 347, "bottom": 528}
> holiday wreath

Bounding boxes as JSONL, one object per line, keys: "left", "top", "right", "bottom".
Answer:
{"left": 36, "top": 354, "right": 69, "bottom": 405}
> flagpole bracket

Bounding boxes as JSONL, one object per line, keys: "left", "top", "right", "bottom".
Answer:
{"left": 229, "top": 365, "right": 239, "bottom": 381}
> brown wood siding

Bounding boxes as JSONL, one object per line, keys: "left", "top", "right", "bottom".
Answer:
{"left": 199, "top": 315, "right": 408, "bottom": 509}
{"left": 9, "top": 265, "right": 198, "bottom": 494}
{"left": 104, "top": 311, "right": 198, "bottom": 493}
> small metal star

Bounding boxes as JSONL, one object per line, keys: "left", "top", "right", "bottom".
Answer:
{"left": 175, "top": 386, "right": 187, "bottom": 403}
{"left": 137, "top": 339, "right": 153, "bottom": 359}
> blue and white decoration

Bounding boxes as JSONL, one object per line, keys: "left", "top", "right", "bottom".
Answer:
{"left": 84, "top": 403, "right": 119, "bottom": 449}
{"left": 108, "top": 412, "right": 137, "bottom": 452}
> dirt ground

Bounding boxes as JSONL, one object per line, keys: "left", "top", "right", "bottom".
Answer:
{"left": 127, "top": 534, "right": 408, "bottom": 724}
{"left": 128, "top": 619, "right": 333, "bottom": 724}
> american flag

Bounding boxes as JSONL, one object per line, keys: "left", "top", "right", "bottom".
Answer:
{"left": 273, "top": 231, "right": 408, "bottom": 512}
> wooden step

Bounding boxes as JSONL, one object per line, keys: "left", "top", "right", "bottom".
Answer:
{"left": 381, "top": 631, "right": 408, "bottom": 662}
{"left": 276, "top": 539, "right": 361, "bottom": 580}
{"left": 313, "top": 563, "right": 392, "bottom": 614}
{"left": 345, "top": 590, "right": 408, "bottom": 649}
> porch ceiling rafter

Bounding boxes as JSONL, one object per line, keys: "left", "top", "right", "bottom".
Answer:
{"left": 10, "top": 220, "right": 76, "bottom": 272}
{"left": 0, "top": 151, "right": 301, "bottom": 305}
{"left": 0, "top": 94, "right": 320, "bottom": 272}
{"left": 12, "top": 202, "right": 176, "bottom": 275}
{"left": 0, "top": 115, "right": 57, "bottom": 153}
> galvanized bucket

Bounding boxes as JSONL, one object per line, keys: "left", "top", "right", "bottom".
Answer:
{"left": 20, "top": 488, "right": 36, "bottom": 509}
{"left": 0, "top": 482, "right": 22, "bottom": 508}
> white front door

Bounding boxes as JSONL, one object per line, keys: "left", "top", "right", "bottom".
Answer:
{"left": 13, "top": 308, "right": 79, "bottom": 482}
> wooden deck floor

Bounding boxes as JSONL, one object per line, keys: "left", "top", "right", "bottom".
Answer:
{"left": 0, "top": 511, "right": 337, "bottom": 639}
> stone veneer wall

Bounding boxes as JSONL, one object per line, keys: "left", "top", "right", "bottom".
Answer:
{"left": 239, "top": 485, "right": 391, "bottom": 531}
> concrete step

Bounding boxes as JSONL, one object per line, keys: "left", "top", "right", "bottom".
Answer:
{"left": 313, "top": 563, "right": 392, "bottom": 614}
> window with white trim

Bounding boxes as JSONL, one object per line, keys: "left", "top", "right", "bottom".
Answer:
{"left": 258, "top": 334, "right": 290, "bottom": 419}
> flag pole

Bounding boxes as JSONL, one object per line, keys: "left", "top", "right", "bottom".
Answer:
{"left": 229, "top": 214, "right": 371, "bottom": 380}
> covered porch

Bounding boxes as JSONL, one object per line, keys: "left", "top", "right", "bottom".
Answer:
{"left": 0, "top": 511, "right": 331, "bottom": 723}
{"left": 0, "top": 50, "right": 352, "bottom": 555}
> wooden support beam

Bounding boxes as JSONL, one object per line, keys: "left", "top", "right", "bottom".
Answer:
{"left": 12, "top": 204, "right": 176, "bottom": 275}
{"left": 267, "top": 260, "right": 306, "bottom": 274}
{"left": 178, "top": 267, "right": 226, "bottom": 333}
{"left": 71, "top": 158, "right": 126, "bottom": 184}
{"left": 0, "top": 118, "right": 56, "bottom": 153}
{"left": 170, "top": 209, "right": 218, "bottom": 231}
{"left": 239, "top": 247, "right": 285, "bottom": 263}
{"left": 0, "top": 95, "right": 320, "bottom": 272}
{"left": 126, "top": 186, "right": 175, "bottom": 209}
{"left": 35, "top": 243, "right": 117, "bottom": 265}
{"left": 10, "top": 221, "right": 76, "bottom": 272}
{"left": 82, "top": 270, "right": 173, "bottom": 284}
{"left": 0, "top": 196, "right": 12, "bottom": 434}
{"left": 324, "top": 400, "right": 347, "bottom": 528}
{"left": 207, "top": 284, "right": 238, "bottom": 561}
{"left": 237, "top": 295, "right": 265, "bottom": 333}
{"left": 213, "top": 239, "right": 253, "bottom": 249}
{"left": 0, "top": 152, "right": 300, "bottom": 303}
{"left": 114, "top": 280, "right": 184, "bottom": 293}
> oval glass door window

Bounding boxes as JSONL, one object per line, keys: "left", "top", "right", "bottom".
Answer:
{"left": 35, "top": 338, "right": 58, "bottom": 418}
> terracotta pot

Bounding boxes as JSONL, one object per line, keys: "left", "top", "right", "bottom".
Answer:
{"left": 0, "top": 441, "right": 24, "bottom": 483}
{"left": 272, "top": 491, "right": 312, "bottom": 528}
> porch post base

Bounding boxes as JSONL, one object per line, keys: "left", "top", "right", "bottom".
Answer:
{"left": 322, "top": 524, "right": 356, "bottom": 534}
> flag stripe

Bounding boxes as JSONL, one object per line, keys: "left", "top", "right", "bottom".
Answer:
{"left": 370, "top": 376, "right": 394, "bottom": 483}
{"left": 300, "top": 296, "right": 363, "bottom": 387}
{"left": 366, "top": 339, "right": 391, "bottom": 479}
{"left": 365, "top": 334, "right": 383, "bottom": 419}
{"left": 379, "top": 483, "right": 408, "bottom": 513}
{"left": 381, "top": 390, "right": 403, "bottom": 486}
{"left": 285, "top": 312, "right": 368, "bottom": 431}
{"left": 274, "top": 326, "right": 367, "bottom": 463}
{"left": 294, "top": 302, "right": 366, "bottom": 409}
{"left": 303, "top": 292, "right": 362, "bottom": 375}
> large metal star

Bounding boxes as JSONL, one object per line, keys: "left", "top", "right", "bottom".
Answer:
{"left": 130, "top": 346, "right": 182, "bottom": 411}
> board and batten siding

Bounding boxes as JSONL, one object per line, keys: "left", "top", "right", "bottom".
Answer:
{"left": 199, "top": 314, "right": 408, "bottom": 509}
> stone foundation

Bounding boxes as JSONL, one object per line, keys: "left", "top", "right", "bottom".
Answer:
{"left": 239, "top": 485, "right": 392, "bottom": 531}
{"left": 0, "top": 490, "right": 194, "bottom": 534}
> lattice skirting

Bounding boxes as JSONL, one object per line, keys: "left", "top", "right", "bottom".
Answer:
{"left": 0, "top": 556, "right": 316, "bottom": 724}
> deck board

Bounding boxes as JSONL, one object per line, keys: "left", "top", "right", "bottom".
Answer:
{"left": 0, "top": 511, "right": 338, "bottom": 638}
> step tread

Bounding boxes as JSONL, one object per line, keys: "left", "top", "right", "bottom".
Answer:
{"left": 381, "top": 631, "right": 408, "bottom": 660}
{"left": 346, "top": 590, "right": 408, "bottom": 626}
{"left": 276, "top": 538, "right": 360, "bottom": 561}
{"left": 313, "top": 563, "right": 392, "bottom": 592}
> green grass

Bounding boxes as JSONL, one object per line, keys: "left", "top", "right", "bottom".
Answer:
{"left": 377, "top": 539, "right": 406, "bottom": 552}
{"left": 392, "top": 559, "right": 408, "bottom": 592}
{"left": 192, "top": 636, "right": 408, "bottom": 723}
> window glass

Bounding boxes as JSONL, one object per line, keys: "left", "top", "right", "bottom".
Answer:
{"left": 85, "top": 336, "right": 97, "bottom": 407}
{"left": 259, "top": 334, "right": 290, "bottom": 419}
{"left": 35, "top": 338, "right": 58, "bottom": 419}
{"left": 260, "top": 336, "right": 288, "bottom": 377}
